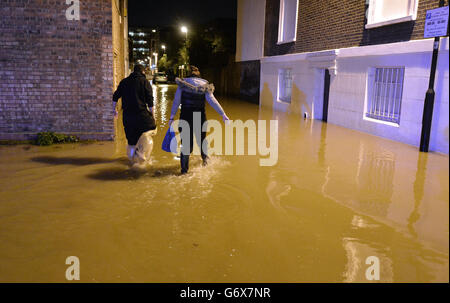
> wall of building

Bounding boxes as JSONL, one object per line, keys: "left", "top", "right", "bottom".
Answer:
{"left": 236, "top": 0, "right": 266, "bottom": 62}
{"left": 260, "top": 38, "right": 449, "bottom": 154}
{"left": 0, "top": 0, "right": 127, "bottom": 141}
{"left": 229, "top": 0, "right": 265, "bottom": 103}
{"left": 330, "top": 39, "right": 449, "bottom": 154}
{"left": 264, "top": 0, "right": 446, "bottom": 57}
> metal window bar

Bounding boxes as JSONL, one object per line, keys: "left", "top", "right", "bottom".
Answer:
{"left": 280, "top": 69, "right": 292, "bottom": 103}
{"left": 367, "top": 67, "right": 404, "bottom": 124}
{"left": 374, "top": 69, "right": 380, "bottom": 116}
{"left": 389, "top": 68, "right": 397, "bottom": 120}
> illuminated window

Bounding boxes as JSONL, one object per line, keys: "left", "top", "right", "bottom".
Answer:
{"left": 278, "top": 0, "right": 299, "bottom": 44}
{"left": 366, "top": 67, "right": 405, "bottom": 124}
{"left": 278, "top": 69, "right": 293, "bottom": 103}
{"left": 366, "top": 0, "right": 419, "bottom": 29}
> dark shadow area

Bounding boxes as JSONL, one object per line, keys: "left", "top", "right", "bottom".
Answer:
{"left": 204, "top": 60, "right": 260, "bottom": 104}
{"left": 318, "top": 122, "right": 328, "bottom": 167}
{"left": 360, "top": 21, "right": 414, "bottom": 46}
{"left": 409, "top": 152, "right": 428, "bottom": 238}
{"left": 30, "top": 156, "right": 126, "bottom": 166}
{"left": 86, "top": 165, "right": 180, "bottom": 181}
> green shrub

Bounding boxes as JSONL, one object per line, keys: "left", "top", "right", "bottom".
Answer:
{"left": 36, "top": 132, "right": 54, "bottom": 146}
{"left": 35, "top": 132, "right": 80, "bottom": 146}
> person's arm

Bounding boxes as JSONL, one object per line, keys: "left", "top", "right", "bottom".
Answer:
{"left": 206, "top": 92, "right": 229, "bottom": 121}
{"left": 143, "top": 79, "right": 154, "bottom": 112}
{"left": 113, "top": 81, "right": 122, "bottom": 102}
{"left": 112, "top": 81, "right": 123, "bottom": 116}
{"left": 168, "top": 88, "right": 182, "bottom": 125}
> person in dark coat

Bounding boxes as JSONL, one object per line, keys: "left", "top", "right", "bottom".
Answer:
{"left": 113, "top": 65, "right": 157, "bottom": 147}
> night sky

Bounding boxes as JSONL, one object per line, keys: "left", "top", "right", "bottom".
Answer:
{"left": 128, "top": 0, "right": 237, "bottom": 28}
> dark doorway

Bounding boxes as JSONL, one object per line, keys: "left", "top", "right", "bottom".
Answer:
{"left": 322, "top": 69, "right": 330, "bottom": 122}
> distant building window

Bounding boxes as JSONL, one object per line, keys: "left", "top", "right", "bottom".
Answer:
{"left": 278, "top": 69, "right": 293, "bottom": 103}
{"left": 366, "top": 0, "right": 419, "bottom": 29}
{"left": 278, "top": 0, "right": 299, "bottom": 44}
{"left": 366, "top": 67, "right": 405, "bottom": 124}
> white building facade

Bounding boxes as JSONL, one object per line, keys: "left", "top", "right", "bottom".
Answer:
{"left": 237, "top": 0, "right": 449, "bottom": 154}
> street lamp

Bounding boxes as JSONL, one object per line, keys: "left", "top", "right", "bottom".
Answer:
{"left": 153, "top": 52, "right": 158, "bottom": 69}
{"left": 181, "top": 26, "right": 188, "bottom": 40}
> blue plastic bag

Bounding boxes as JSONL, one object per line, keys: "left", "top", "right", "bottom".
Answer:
{"left": 162, "top": 126, "right": 177, "bottom": 153}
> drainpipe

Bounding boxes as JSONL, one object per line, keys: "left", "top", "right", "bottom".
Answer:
{"left": 419, "top": 0, "right": 446, "bottom": 152}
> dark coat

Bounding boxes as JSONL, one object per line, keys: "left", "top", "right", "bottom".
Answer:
{"left": 113, "top": 72, "right": 156, "bottom": 145}
{"left": 113, "top": 71, "right": 153, "bottom": 113}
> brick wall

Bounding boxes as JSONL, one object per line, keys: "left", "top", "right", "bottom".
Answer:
{"left": 264, "top": 0, "right": 448, "bottom": 57}
{"left": 0, "top": 0, "right": 115, "bottom": 140}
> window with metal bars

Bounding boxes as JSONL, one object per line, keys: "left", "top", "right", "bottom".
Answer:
{"left": 278, "top": 69, "right": 293, "bottom": 103}
{"left": 366, "top": 67, "right": 405, "bottom": 124}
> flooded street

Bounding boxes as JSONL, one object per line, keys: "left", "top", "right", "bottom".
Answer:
{"left": 0, "top": 84, "right": 448, "bottom": 282}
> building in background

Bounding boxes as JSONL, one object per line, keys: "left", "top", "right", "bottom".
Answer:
{"left": 129, "top": 27, "right": 160, "bottom": 74}
{"left": 0, "top": 0, "right": 129, "bottom": 141}
{"left": 237, "top": 0, "right": 449, "bottom": 154}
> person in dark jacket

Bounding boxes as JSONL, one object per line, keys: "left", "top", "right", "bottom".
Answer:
{"left": 113, "top": 65, "right": 157, "bottom": 147}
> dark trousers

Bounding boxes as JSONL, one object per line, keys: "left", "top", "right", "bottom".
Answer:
{"left": 178, "top": 108, "right": 208, "bottom": 173}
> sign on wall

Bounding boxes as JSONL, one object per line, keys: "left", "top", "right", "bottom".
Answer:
{"left": 424, "top": 6, "right": 449, "bottom": 38}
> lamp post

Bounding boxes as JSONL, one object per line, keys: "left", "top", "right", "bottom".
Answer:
{"left": 180, "top": 26, "right": 189, "bottom": 77}
{"left": 419, "top": 0, "right": 446, "bottom": 152}
{"left": 161, "top": 44, "right": 166, "bottom": 54}
{"left": 153, "top": 52, "right": 158, "bottom": 73}
{"left": 181, "top": 26, "right": 188, "bottom": 40}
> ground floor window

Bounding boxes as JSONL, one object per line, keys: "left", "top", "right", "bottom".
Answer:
{"left": 278, "top": 68, "right": 292, "bottom": 103}
{"left": 366, "top": 67, "right": 405, "bottom": 124}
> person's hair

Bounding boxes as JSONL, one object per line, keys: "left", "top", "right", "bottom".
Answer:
{"left": 134, "top": 64, "right": 145, "bottom": 74}
{"left": 189, "top": 65, "right": 201, "bottom": 78}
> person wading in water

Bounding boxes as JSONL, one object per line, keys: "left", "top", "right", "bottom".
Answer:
{"left": 113, "top": 64, "right": 157, "bottom": 166}
{"left": 169, "top": 66, "right": 229, "bottom": 174}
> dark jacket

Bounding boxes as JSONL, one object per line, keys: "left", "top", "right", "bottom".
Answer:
{"left": 113, "top": 71, "right": 156, "bottom": 145}
{"left": 181, "top": 90, "right": 206, "bottom": 110}
{"left": 113, "top": 71, "right": 153, "bottom": 114}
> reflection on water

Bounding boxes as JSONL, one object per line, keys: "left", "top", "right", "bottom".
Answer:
{"left": 0, "top": 84, "right": 448, "bottom": 282}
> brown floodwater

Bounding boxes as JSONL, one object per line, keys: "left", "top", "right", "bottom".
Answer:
{"left": 0, "top": 84, "right": 448, "bottom": 282}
